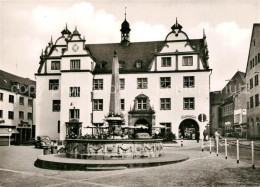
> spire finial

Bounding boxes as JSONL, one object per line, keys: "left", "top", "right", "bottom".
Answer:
{"left": 203, "top": 28, "right": 206, "bottom": 38}
{"left": 65, "top": 23, "right": 68, "bottom": 30}
{"left": 125, "top": 7, "right": 127, "bottom": 20}
{"left": 176, "top": 17, "right": 178, "bottom": 25}
{"left": 75, "top": 26, "right": 77, "bottom": 31}
{"left": 41, "top": 49, "right": 43, "bottom": 56}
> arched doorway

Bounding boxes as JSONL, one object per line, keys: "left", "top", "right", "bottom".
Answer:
{"left": 179, "top": 119, "right": 199, "bottom": 140}
{"left": 135, "top": 119, "right": 150, "bottom": 134}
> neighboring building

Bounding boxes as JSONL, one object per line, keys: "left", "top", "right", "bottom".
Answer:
{"left": 219, "top": 71, "right": 246, "bottom": 136}
{"left": 0, "top": 70, "right": 36, "bottom": 144}
{"left": 245, "top": 23, "right": 260, "bottom": 139}
{"left": 210, "top": 71, "right": 247, "bottom": 137}
{"left": 210, "top": 91, "right": 222, "bottom": 135}
{"left": 35, "top": 18, "right": 211, "bottom": 140}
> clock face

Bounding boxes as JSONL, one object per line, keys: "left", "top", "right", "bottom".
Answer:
{"left": 72, "top": 44, "right": 79, "bottom": 52}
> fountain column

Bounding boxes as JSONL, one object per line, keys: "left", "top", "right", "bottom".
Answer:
{"left": 106, "top": 51, "right": 124, "bottom": 139}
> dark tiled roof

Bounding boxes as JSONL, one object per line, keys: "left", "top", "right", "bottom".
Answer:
{"left": 87, "top": 41, "right": 165, "bottom": 73}
{"left": 86, "top": 39, "right": 206, "bottom": 74}
{"left": 0, "top": 70, "right": 36, "bottom": 98}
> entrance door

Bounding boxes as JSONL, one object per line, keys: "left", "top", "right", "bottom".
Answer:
{"left": 179, "top": 119, "right": 199, "bottom": 139}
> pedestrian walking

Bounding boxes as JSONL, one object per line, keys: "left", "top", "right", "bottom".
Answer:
{"left": 196, "top": 131, "right": 200, "bottom": 143}
{"left": 214, "top": 130, "right": 219, "bottom": 150}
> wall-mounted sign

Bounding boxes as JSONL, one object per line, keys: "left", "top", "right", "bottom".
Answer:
{"left": 181, "top": 115, "right": 196, "bottom": 120}
{"left": 198, "top": 114, "right": 207, "bottom": 122}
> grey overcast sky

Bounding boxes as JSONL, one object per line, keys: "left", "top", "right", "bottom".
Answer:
{"left": 0, "top": 0, "right": 259, "bottom": 91}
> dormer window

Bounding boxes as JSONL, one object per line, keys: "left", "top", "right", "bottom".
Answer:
{"left": 119, "top": 61, "right": 125, "bottom": 69}
{"left": 51, "top": 61, "right": 60, "bottom": 70}
{"left": 183, "top": 56, "right": 193, "bottom": 66}
{"left": 135, "top": 59, "right": 143, "bottom": 69}
{"left": 162, "top": 57, "right": 171, "bottom": 67}
{"left": 99, "top": 61, "right": 107, "bottom": 69}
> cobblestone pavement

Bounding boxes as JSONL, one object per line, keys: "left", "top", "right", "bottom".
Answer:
{"left": 0, "top": 141, "right": 259, "bottom": 187}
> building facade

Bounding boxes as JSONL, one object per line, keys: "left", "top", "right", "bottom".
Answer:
{"left": 0, "top": 70, "right": 36, "bottom": 144}
{"left": 36, "top": 19, "right": 211, "bottom": 140}
{"left": 245, "top": 24, "right": 260, "bottom": 139}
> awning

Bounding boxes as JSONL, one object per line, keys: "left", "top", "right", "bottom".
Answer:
{"left": 11, "top": 129, "right": 19, "bottom": 134}
{"left": 0, "top": 128, "right": 11, "bottom": 136}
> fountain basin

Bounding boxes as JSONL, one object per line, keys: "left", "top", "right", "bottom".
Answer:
{"left": 65, "top": 139, "right": 163, "bottom": 160}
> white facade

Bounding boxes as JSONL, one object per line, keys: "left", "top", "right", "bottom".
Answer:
{"left": 0, "top": 71, "right": 36, "bottom": 142}
{"left": 36, "top": 21, "right": 211, "bottom": 140}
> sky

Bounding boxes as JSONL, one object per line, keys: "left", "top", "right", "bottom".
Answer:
{"left": 0, "top": 0, "right": 259, "bottom": 91}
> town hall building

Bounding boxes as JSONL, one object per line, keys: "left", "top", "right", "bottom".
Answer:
{"left": 35, "top": 17, "right": 211, "bottom": 140}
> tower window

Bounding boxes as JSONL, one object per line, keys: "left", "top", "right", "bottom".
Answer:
{"left": 99, "top": 61, "right": 107, "bottom": 69}
{"left": 53, "top": 100, "right": 61, "bottom": 112}
{"left": 120, "top": 79, "right": 125, "bottom": 90}
{"left": 49, "top": 79, "right": 59, "bottom": 90}
{"left": 121, "top": 99, "right": 125, "bottom": 111}
{"left": 93, "top": 79, "right": 103, "bottom": 90}
{"left": 70, "top": 59, "right": 80, "bottom": 70}
{"left": 69, "top": 87, "right": 80, "bottom": 97}
{"left": 69, "top": 109, "right": 80, "bottom": 120}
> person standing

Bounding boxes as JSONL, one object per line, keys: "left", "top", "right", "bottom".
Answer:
{"left": 214, "top": 130, "right": 219, "bottom": 150}
{"left": 196, "top": 131, "right": 200, "bottom": 143}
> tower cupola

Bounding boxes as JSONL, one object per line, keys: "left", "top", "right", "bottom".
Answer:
{"left": 120, "top": 8, "right": 131, "bottom": 47}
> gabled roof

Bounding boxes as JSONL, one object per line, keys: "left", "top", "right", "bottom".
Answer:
{"left": 0, "top": 70, "right": 36, "bottom": 98}
{"left": 86, "top": 39, "right": 206, "bottom": 74}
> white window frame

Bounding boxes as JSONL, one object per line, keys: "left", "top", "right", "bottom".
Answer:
{"left": 183, "top": 76, "right": 195, "bottom": 88}
{"left": 93, "top": 79, "right": 103, "bottom": 90}
{"left": 70, "top": 59, "right": 80, "bottom": 70}
{"left": 69, "top": 87, "right": 80, "bottom": 97}
{"left": 160, "top": 77, "right": 171, "bottom": 88}
{"left": 162, "top": 57, "right": 171, "bottom": 67}
{"left": 184, "top": 97, "right": 195, "bottom": 110}
{"left": 51, "top": 61, "right": 60, "bottom": 70}
{"left": 69, "top": 109, "right": 80, "bottom": 120}
{"left": 93, "top": 99, "right": 103, "bottom": 111}
{"left": 137, "top": 78, "right": 148, "bottom": 89}
{"left": 183, "top": 56, "right": 193, "bottom": 66}
{"left": 137, "top": 99, "right": 147, "bottom": 110}
{"left": 160, "top": 98, "right": 171, "bottom": 110}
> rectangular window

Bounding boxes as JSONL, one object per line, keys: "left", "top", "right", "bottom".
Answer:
{"left": 160, "top": 77, "right": 171, "bottom": 88}
{"left": 250, "top": 78, "right": 253, "bottom": 89}
{"left": 137, "top": 78, "right": 148, "bottom": 89}
{"left": 162, "top": 57, "right": 171, "bottom": 67}
{"left": 53, "top": 100, "right": 61, "bottom": 112}
{"left": 93, "top": 99, "right": 103, "bottom": 111}
{"left": 9, "top": 95, "right": 14, "bottom": 103}
{"left": 28, "top": 99, "right": 33, "bottom": 107}
{"left": 8, "top": 111, "right": 14, "bottom": 120}
{"left": 0, "top": 93, "right": 3, "bottom": 101}
{"left": 258, "top": 53, "right": 260, "bottom": 63}
{"left": 255, "top": 74, "right": 259, "bottom": 86}
{"left": 49, "top": 79, "right": 59, "bottom": 90}
{"left": 69, "top": 87, "right": 80, "bottom": 97}
{"left": 120, "top": 79, "right": 125, "bottom": 90}
{"left": 253, "top": 58, "right": 255, "bottom": 67}
{"left": 121, "top": 99, "right": 125, "bottom": 111}
{"left": 19, "top": 111, "right": 24, "bottom": 119}
{"left": 255, "top": 56, "right": 258, "bottom": 66}
{"left": 183, "top": 56, "right": 193, "bottom": 66}
{"left": 255, "top": 94, "right": 259, "bottom": 107}
{"left": 93, "top": 79, "right": 103, "bottom": 90}
{"left": 183, "top": 76, "right": 195, "bottom": 88}
{"left": 28, "top": 112, "right": 32, "bottom": 120}
{"left": 250, "top": 60, "right": 252, "bottom": 69}
{"left": 69, "top": 109, "right": 80, "bottom": 120}
{"left": 51, "top": 61, "right": 60, "bottom": 70}
{"left": 0, "top": 110, "right": 3, "bottom": 118}
{"left": 58, "top": 120, "right": 60, "bottom": 133}
{"left": 70, "top": 59, "right": 80, "bottom": 70}
{"left": 250, "top": 96, "right": 254, "bottom": 108}
{"left": 160, "top": 98, "right": 171, "bottom": 110}
{"left": 184, "top": 97, "right": 195, "bottom": 110}
{"left": 19, "top": 97, "right": 24, "bottom": 105}
{"left": 137, "top": 99, "right": 147, "bottom": 110}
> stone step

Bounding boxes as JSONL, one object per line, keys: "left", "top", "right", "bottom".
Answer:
{"left": 85, "top": 166, "right": 127, "bottom": 171}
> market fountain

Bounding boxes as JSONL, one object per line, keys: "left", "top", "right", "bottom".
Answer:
{"left": 65, "top": 51, "right": 163, "bottom": 160}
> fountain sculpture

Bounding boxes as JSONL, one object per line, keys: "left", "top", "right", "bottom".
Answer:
{"left": 65, "top": 51, "right": 163, "bottom": 160}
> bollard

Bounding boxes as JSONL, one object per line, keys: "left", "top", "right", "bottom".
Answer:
{"left": 252, "top": 141, "right": 255, "bottom": 169}
{"left": 209, "top": 138, "right": 212, "bottom": 154}
{"left": 201, "top": 139, "right": 204, "bottom": 152}
{"left": 51, "top": 145, "right": 58, "bottom": 154}
{"left": 181, "top": 137, "right": 183, "bottom": 147}
{"left": 237, "top": 139, "right": 239, "bottom": 164}
{"left": 224, "top": 139, "right": 227, "bottom": 159}
{"left": 216, "top": 139, "right": 219, "bottom": 156}
{"left": 43, "top": 146, "right": 50, "bottom": 155}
